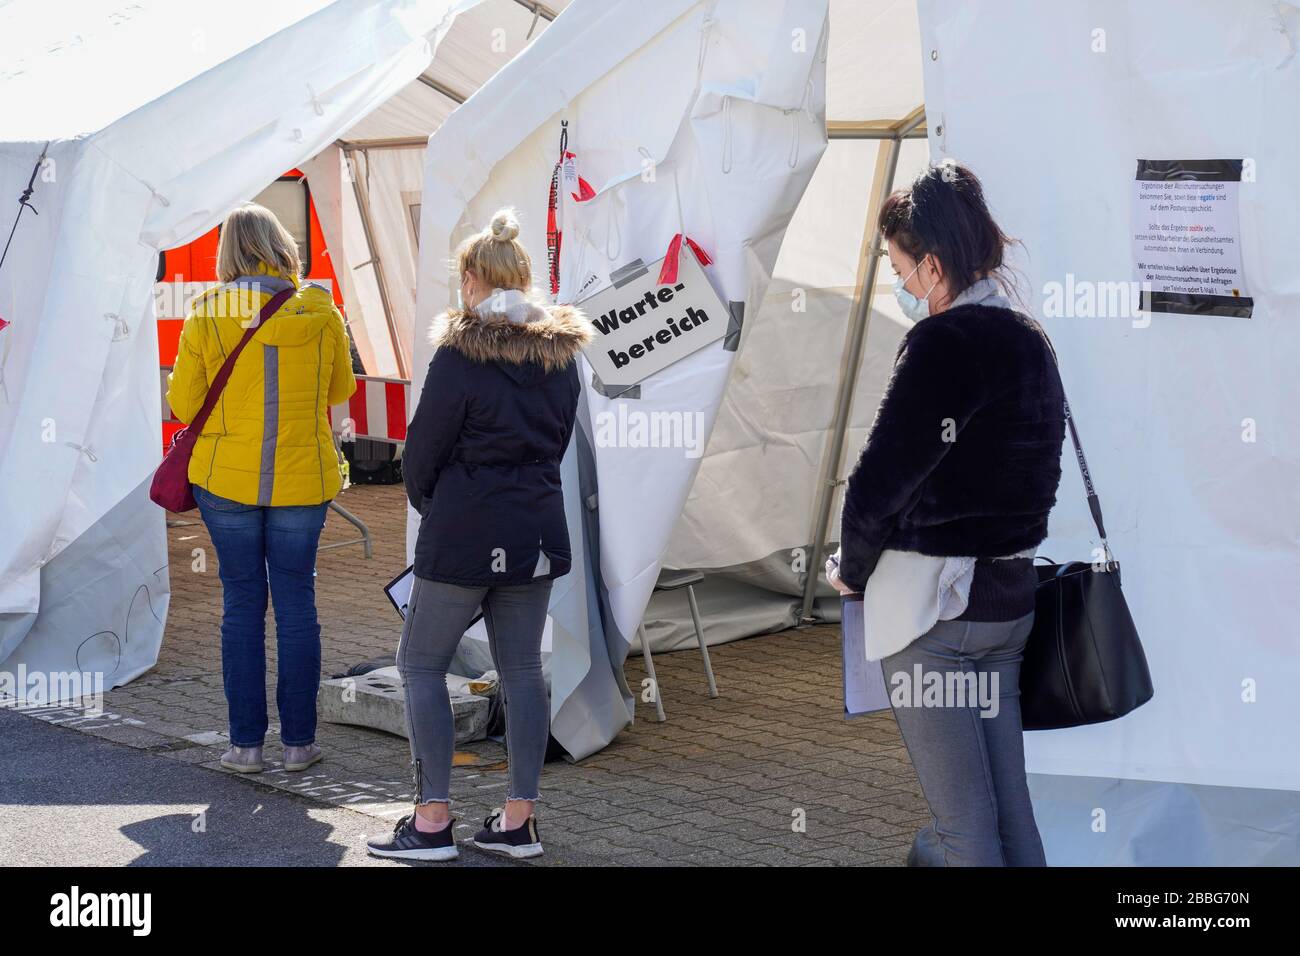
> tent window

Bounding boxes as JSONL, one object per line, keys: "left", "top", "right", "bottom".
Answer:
{"left": 253, "top": 176, "right": 311, "bottom": 274}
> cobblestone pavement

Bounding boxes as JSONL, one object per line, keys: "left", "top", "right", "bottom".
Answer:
{"left": 21, "top": 482, "right": 929, "bottom": 866}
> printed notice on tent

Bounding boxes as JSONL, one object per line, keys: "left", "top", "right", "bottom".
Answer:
{"left": 1132, "top": 159, "right": 1252, "bottom": 318}
{"left": 577, "top": 242, "right": 727, "bottom": 390}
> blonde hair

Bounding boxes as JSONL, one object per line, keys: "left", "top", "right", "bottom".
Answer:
{"left": 216, "top": 203, "right": 301, "bottom": 284}
{"left": 455, "top": 208, "right": 532, "bottom": 291}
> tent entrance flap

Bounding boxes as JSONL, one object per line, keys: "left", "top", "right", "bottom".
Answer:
{"left": 345, "top": 147, "right": 409, "bottom": 379}
{"left": 799, "top": 105, "right": 926, "bottom": 623}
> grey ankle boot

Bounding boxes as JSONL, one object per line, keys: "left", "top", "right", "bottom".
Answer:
{"left": 221, "top": 744, "right": 264, "bottom": 773}
{"left": 283, "top": 743, "right": 323, "bottom": 772}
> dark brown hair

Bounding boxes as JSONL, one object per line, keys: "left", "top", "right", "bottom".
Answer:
{"left": 879, "top": 162, "right": 1016, "bottom": 301}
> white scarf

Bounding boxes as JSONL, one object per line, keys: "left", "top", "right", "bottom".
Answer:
{"left": 474, "top": 288, "right": 540, "bottom": 325}
{"left": 945, "top": 275, "right": 1011, "bottom": 312}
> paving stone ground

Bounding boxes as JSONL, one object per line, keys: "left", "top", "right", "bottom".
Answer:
{"left": 23, "top": 482, "right": 930, "bottom": 866}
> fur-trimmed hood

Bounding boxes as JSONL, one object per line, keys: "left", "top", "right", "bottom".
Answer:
{"left": 429, "top": 299, "right": 593, "bottom": 376}
{"left": 407, "top": 296, "right": 584, "bottom": 588}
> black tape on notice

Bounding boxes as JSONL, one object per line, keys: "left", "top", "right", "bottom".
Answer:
{"left": 1135, "top": 159, "right": 1242, "bottom": 182}
{"left": 1141, "top": 291, "right": 1254, "bottom": 319}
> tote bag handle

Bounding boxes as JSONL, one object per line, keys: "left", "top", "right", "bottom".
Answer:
{"left": 1041, "top": 330, "right": 1114, "bottom": 564}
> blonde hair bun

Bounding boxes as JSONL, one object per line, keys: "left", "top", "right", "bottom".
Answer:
{"left": 456, "top": 208, "right": 533, "bottom": 292}
{"left": 489, "top": 208, "right": 520, "bottom": 242}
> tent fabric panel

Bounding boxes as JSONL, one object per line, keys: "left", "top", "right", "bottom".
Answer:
{"left": 341, "top": 82, "right": 457, "bottom": 143}
{"left": 664, "top": 137, "right": 930, "bottom": 575}
{"left": 0, "top": 1, "right": 465, "bottom": 681}
{"left": 0, "top": 0, "right": 336, "bottom": 140}
{"left": 1028, "top": 773, "right": 1300, "bottom": 865}
{"left": 412, "top": 0, "right": 829, "bottom": 757}
{"left": 919, "top": 0, "right": 1300, "bottom": 792}
{"left": 825, "top": 0, "right": 924, "bottom": 123}
{"left": 298, "top": 145, "right": 384, "bottom": 374}
{"left": 349, "top": 147, "right": 427, "bottom": 374}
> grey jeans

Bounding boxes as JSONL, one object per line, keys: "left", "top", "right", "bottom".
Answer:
{"left": 396, "top": 575, "right": 553, "bottom": 805}
{"left": 881, "top": 612, "right": 1047, "bottom": 866}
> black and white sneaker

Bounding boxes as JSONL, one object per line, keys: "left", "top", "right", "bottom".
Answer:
{"left": 366, "top": 813, "right": 459, "bottom": 862}
{"left": 471, "top": 810, "right": 543, "bottom": 859}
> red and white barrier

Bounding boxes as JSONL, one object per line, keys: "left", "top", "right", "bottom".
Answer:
{"left": 329, "top": 376, "right": 410, "bottom": 444}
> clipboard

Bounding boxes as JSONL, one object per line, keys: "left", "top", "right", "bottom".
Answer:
{"left": 842, "top": 593, "right": 892, "bottom": 718}
{"left": 383, "top": 565, "right": 484, "bottom": 629}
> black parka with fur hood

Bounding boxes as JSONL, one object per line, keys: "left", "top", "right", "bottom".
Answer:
{"left": 405, "top": 297, "right": 593, "bottom": 586}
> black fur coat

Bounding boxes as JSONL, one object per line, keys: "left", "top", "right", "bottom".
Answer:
{"left": 837, "top": 302, "right": 1067, "bottom": 591}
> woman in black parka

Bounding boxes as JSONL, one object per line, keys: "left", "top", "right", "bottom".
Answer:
{"left": 368, "top": 209, "right": 592, "bottom": 863}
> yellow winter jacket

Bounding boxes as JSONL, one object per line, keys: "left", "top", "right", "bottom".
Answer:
{"left": 166, "top": 266, "right": 357, "bottom": 506}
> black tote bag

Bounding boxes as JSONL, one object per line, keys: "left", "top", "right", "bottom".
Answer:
{"left": 1021, "top": 398, "right": 1155, "bottom": 731}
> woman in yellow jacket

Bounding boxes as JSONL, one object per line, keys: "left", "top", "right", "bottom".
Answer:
{"left": 167, "top": 202, "right": 356, "bottom": 774}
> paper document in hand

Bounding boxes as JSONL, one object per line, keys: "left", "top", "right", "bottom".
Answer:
{"left": 842, "top": 595, "right": 891, "bottom": 718}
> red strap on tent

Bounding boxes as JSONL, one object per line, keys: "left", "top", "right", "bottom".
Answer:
{"left": 546, "top": 122, "right": 568, "bottom": 297}
{"left": 657, "top": 234, "right": 712, "bottom": 285}
{"left": 0, "top": 317, "right": 9, "bottom": 332}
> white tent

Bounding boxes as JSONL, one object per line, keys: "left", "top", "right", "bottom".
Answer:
{"left": 655, "top": 0, "right": 932, "bottom": 647}
{"left": 302, "top": 0, "right": 576, "bottom": 380}
{"left": 413, "top": 0, "right": 829, "bottom": 758}
{"left": 3, "top": 0, "right": 1297, "bottom": 865}
{"left": 913, "top": 0, "right": 1300, "bottom": 864}
{"left": 415, "top": 0, "right": 1300, "bottom": 863}
{"left": 0, "top": 0, "right": 568, "bottom": 683}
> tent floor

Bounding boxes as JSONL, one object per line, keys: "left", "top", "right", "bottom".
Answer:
{"left": 39, "top": 483, "right": 931, "bottom": 866}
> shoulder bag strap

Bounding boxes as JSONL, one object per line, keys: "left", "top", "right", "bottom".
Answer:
{"left": 1041, "top": 328, "right": 1114, "bottom": 562}
{"left": 186, "top": 286, "right": 295, "bottom": 435}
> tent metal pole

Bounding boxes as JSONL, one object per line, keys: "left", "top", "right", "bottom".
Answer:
{"left": 798, "top": 107, "right": 926, "bottom": 623}
{"left": 345, "top": 148, "right": 409, "bottom": 380}
{"left": 827, "top": 120, "right": 929, "bottom": 140}
{"left": 339, "top": 137, "right": 428, "bottom": 151}
{"left": 416, "top": 73, "right": 468, "bottom": 105}
{"left": 510, "top": 0, "right": 560, "bottom": 22}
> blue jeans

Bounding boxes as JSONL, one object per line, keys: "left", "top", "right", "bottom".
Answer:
{"left": 881, "top": 612, "right": 1047, "bottom": 866}
{"left": 193, "top": 485, "right": 329, "bottom": 748}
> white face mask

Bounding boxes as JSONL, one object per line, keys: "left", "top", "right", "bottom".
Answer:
{"left": 893, "top": 256, "right": 935, "bottom": 321}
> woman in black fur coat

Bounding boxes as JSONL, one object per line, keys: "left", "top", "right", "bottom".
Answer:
{"left": 827, "top": 163, "right": 1066, "bottom": 866}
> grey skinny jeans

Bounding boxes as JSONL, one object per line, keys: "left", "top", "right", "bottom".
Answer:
{"left": 396, "top": 575, "right": 553, "bottom": 805}
{"left": 881, "top": 611, "right": 1047, "bottom": 866}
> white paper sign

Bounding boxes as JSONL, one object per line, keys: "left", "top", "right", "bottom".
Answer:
{"left": 577, "top": 243, "right": 728, "bottom": 389}
{"left": 1131, "top": 159, "right": 1252, "bottom": 317}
